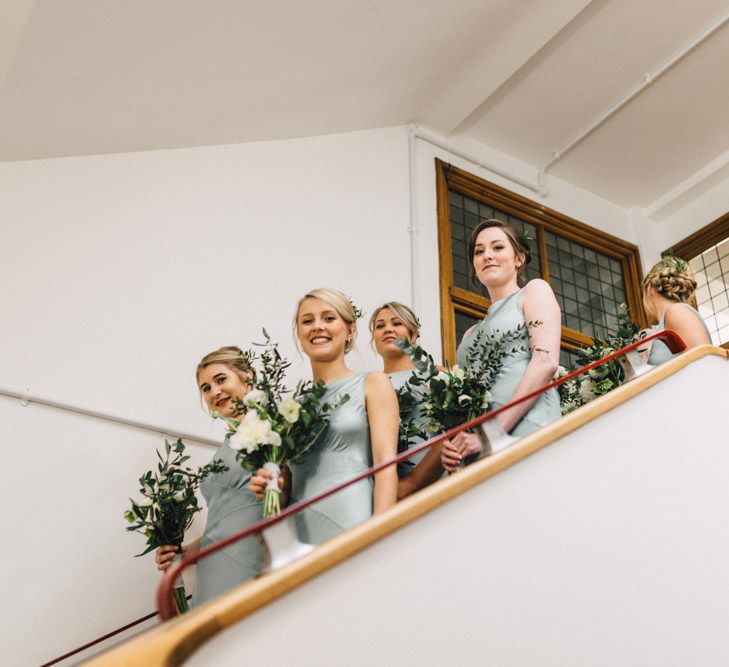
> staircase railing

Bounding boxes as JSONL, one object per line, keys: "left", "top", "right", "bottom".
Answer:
{"left": 157, "top": 329, "right": 686, "bottom": 619}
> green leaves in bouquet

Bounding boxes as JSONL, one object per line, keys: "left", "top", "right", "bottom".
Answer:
{"left": 395, "top": 323, "right": 529, "bottom": 434}
{"left": 124, "top": 438, "right": 228, "bottom": 556}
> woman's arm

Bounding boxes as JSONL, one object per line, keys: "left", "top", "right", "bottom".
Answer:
{"left": 397, "top": 443, "right": 444, "bottom": 500}
{"left": 496, "top": 279, "right": 561, "bottom": 433}
{"left": 365, "top": 371, "right": 399, "bottom": 512}
{"left": 664, "top": 304, "right": 711, "bottom": 349}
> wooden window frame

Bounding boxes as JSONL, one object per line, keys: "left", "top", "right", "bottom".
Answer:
{"left": 666, "top": 210, "right": 729, "bottom": 350}
{"left": 436, "top": 159, "right": 645, "bottom": 364}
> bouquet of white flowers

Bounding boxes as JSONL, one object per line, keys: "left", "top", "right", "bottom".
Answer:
{"left": 217, "top": 331, "right": 349, "bottom": 518}
{"left": 558, "top": 303, "right": 645, "bottom": 414}
{"left": 396, "top": 324, "right": 530, "bottom": 437}
{"left": 124, "top": 439, "right": 228, "bottom": 614}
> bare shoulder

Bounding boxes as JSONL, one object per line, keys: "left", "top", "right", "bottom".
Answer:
{"left": 365, "top": 370, "right": 393, "bottom": 392}
{"left": 664, "top": 303, "right": 699, "bottom": 326}
{"left": 522, "top": 278, "right": 555, "bottom": 298}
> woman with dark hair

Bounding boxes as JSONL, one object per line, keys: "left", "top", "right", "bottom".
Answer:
{"left": 441, "top": 219, "right": 561, "bottom": 471}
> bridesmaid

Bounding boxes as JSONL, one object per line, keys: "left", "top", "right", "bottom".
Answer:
{"left": 369, "top": 301, "right": 444, "bottom": 499}
{"left": 643, "top": 255, "right": 711, "bottom": 364}
{"left": 442, "top": 219, "right": 561, "bottom": 471}
{"left": 155, "top": 347, "right": 262, "bottom": 606}
{"left": 253, "top": 288, "right": 399, "bottom": 543}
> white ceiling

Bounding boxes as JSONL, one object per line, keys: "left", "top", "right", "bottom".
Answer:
{"left": 2, "top": 0, "right": 729, "bottom": 210}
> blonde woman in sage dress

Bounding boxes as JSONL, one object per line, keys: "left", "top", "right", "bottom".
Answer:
{"left": 251, "top": 288, "right": 399, "bottom": 544}
{"left": 155, "top": 347, "right": 262, "bottom": 607}
{"left": 369, "top": 301, "right": 444, "bottom": 499}
{"left": 641, "top": 256, "right": 711, "bottom": 365}
{"left": 442, "top": 220, "right": 561, "bottom": 472}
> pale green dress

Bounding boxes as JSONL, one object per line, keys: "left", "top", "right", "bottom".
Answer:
{"left": 647, "top": 303, "right": 712, "bottom": 365}
{"left": 194, "top": 436, "right": 263, "bottom": 607}
{"left": 289, "top": 373, "right": 373, "bottom": 544}
{"left": 388, "top": 370, "right": 428, "bottom": 478}
{"left": 456, "top": 287, "right": 560, "bottom": 437}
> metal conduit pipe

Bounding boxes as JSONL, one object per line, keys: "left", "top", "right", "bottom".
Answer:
{"left": 409, "top": 125, "right": 548, "bottom": 197}
{"left": 0, "top": 384, "right": 222, "bottom": 447}
{"left": 537, "top": 10, "right": 729, "bottom": 194}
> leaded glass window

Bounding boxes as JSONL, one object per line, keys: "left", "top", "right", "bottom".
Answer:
{"left": 690, "top": 237, "right": 729, "bottom": 345}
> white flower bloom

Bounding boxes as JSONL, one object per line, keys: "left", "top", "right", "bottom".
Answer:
{"left": 243, "top": 389, "right": 269, "bottom": 407}
{"left": 481, "top": 391, "right": 492, "bottom": 409}
{"left": 435, "top": 371, "right": 450, "bottom": 383}
{"left": 553, "top": 365, "right": 568, "bottom": 380}
{"left": 277, "top": 397, "right": 302, "bottom": 424}
{"left": 173, "top": 490, "right": 186, "bottom": 502}
{"left": 457, "top": 394, "right": 472, "bottom": 406}
{"left": 230, "top": 410, "right": 279, "bottom": 454}
{"left": 138, "top": 496, "right": 153, "bottom": 507}
{"left": 578, "top": 377, "right": 597, "bottom": 403}
{"left": 600, "top": 347, "right": 615, "bottom": 357}
{"left": 450, "top": 365, "right": 465, "bottom": 381}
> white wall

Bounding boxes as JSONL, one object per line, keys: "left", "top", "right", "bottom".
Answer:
{"left": 0, "top": 126, "right": 413, "bottom": 664}
{"left": 650, "top": 169, "right": 729, "bottom": 252}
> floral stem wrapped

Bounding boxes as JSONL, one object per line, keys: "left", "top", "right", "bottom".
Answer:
{"left": 124, "top": 439, "right": 228, "bottom": 614}
{"left": 217, "top": 330, "right": 349, "bottom": 518}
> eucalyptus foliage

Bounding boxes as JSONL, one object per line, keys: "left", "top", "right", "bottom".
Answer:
{"left": 558, "top": 303, "right": 645, "bottom": 414}
{"left": 395, "top": 323, "right": 530, "bottom": 435}
{"left": 218, "top": 330, "right": 349, "bottom": 517}
{"left": 124, "top": 439, "right": 228, "bottom": 556}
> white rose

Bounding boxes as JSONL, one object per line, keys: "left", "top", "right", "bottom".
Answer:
{"left": 435, "top": 371, "right": 449, "bottom": 383}
{"left": 553, "top": 365, "right": 568, "bottom": 380}
{"left": 457, "top": 394, "right": 472, "bottom": 406}
{"left": 277, "top": 397, "right": 302, "bottom": 424}
{"left": 578, "top": 377, "right": 597, "bottom": 403}
{"left": 243, "top": 389, "right": 269, "bottom": 408}
{"left": 481, "top": 391, "right": 492, "bottom": 410}
{"left": 450, "top": 365, "right": 465, "bottom": 381}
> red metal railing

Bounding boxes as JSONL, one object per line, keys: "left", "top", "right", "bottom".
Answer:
{"left": 157, "top": 330, "right": 686, "bottom": 619}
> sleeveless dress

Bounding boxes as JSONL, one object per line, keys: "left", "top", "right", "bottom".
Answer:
{"left": 456, "top": 287, "right": 560, "bottom": 437}
{"left": 194, "top": 436, "right": 263, "bottom": 607}
{"left": 289, "top": 373, "right": 373, "bottom": 544}
{"left": 647, "top": 303, "right": 712, "bottom": 365}
{"left": 388, "top": 369, "right": 428, "bottom": 478}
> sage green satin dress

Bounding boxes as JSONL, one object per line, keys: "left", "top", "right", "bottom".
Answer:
{"left": 194, "top": 437, "right": 263, "bottom": 606}
{"left": 388, "top": 369, "right": 429, "bottom": 478}
{"left": 289, "top": 373, "right": 374, "bottom": 544}
{"left": 456, "top": 287, "right": 560, "bottom": 437}
{"left": 647, "top": 303, "right": 712, "bottom": 365}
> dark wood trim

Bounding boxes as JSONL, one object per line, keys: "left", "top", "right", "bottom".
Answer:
{"left": 436, "top": 160, "right": 457, "bottom": 364}
{"left": 665, "top": 210, "right": 729, "bottom": 260}
{"left": 436, "top": 160, "right": 645, "bottom": 361}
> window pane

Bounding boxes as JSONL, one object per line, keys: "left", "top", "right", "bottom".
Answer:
{"left": 455, "top": 310, "right": 482, "bottom": 346}
{"left": 688, "top": 240, "right": 729, "bottom": 345}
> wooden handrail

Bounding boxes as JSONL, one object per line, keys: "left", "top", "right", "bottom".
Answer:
{"left": 157, "top": 329, "right": 686, "bottom": 618}
{"left": 86, "top": 342, "right": 728, "bottom": 666}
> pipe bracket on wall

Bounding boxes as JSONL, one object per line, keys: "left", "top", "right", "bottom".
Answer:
{"left": 20, "top": 387, "right": 31, "bottom": 406}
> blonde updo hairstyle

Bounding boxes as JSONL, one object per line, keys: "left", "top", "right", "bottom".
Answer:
{"left": 196, "top": 346, "right": 256, "bottom": 384}
{"left": 292, "top": 287, "right": 358, "bottom": 353}
{"left": 643, "top": 256, "right": 698, "bottom": 309}
{"left": 369, "top": 301, "right": 420, "bottom": 346}
{"left": 468, "top": 219, "right": 531, "bottom": 288}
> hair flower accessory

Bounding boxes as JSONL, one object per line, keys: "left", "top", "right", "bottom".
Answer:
{"left": 348, "top": 298, "right": 364, "bottom": 321}
{"left": 517, "top": 229, "right": 533, "bottom": 248}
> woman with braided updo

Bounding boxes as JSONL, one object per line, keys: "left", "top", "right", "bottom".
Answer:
{"left": 643, "top": 256, "right": 711, "bottom": 364}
